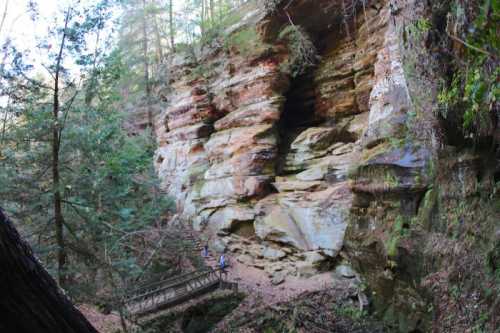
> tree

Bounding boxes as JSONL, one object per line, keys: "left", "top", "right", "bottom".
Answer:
{"left": 169, "top": 0, "right": 175, "bottom": 51}
{"left": 51, "top": 6, "right": 72, "bottom": 288}
{"left": 0, "top": 208, "right": 98, "bottom": 333}
{"left": 29, "top": 2, "right": 115, "bottom": 287}
{"left": 0, "top": 36, "right": 174, "bottom": 302}
{"left": 141, "top": 0, "right": 153, "bottom": 132}
{"left": 0, "top": 0, "right": 173, "bottom": 293}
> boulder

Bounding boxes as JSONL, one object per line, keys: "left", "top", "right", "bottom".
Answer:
{"left": 261, "top": 247, "right": 287, "bottom": 260}
{"left": 210, "top": 238, "right": 227, "bottom": 254}
{"left": 335, "top": 264, "right": 357, "bottom": 279}
{"left": 264, "top": 262, "right": 285, "bottom": 275}
{"left": 236, "top": 254, "right": 254, "bottom": 265}
{"left": 207, "top": 205, "right": 255, "bottom": 233}
{"left": 296, "top": 261, "right": 317, "bottom": 278}
{"left": 304, "top": 251, "right": 325, "bottom": 265}
{"left": 252, "top": 261, "right": 266, "bottom": 269}
{"left": 255, "top": 184, "right": 352, "bottom": 255}
{"left": 255, "top": 202, "right": 309, "bottom": 250}
{"left": 271, "top": 271, "right": 286, "bottom": 285}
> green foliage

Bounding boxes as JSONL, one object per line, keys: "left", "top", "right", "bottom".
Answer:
{"left": 437, "top": 74, "right": 462, "bottom": 119}
{"left": 205, "top": 10, "right": 243, "bottom": 40}
{"left": 449, "top": 284, "right": 461, "bottom": 300}
{"left": 385, "top": 216, "right": 409, "bottom": 258}
{"left": 264, "top": 328, "right": 277, "bottom": 333}
{"left": 278, "top": 25, "right": 318, "bottom": 77}
{"left": 406, "top": 18, "right": 432, "bottom": 41}
{"left": 437, "top": 0, "right": 499, "bottom": 136}
{"left": 332, "top": 303, "right": 367, "bottom": 321}
{"left": 439, "top": 66, "right": 498, "bottom": 132}
{"left": 415, "top": 18, "right": 432, "bottom": 32}
{"left": 223, "top": 26, "right": 264, "bottom": 56}
{"left": 189, "top": 61, "right": 217, "bottom": 80}
{"left": 0, "top": 44, "right": 174, "bottom": 298}
{"left": 384, "top": 170, "right": 399, "bottom": 188}
{"left": 176, "top": 0, "right": 251, "bottom": 49}
{"left": 476, "top": 310, "right": 490, "bottom": 329}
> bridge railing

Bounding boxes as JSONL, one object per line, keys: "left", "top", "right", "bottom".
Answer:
{"left": 125, "top": 269, "right": 205, "bottom": 299}
{"left": 123, "top": 268, "right": 224, "bottom": 316}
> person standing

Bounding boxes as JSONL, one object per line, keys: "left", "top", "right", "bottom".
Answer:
{"left": 219, "top": 253, "right": 226, "bottom": 272}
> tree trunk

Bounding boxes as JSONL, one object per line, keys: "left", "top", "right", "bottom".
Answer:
{"left": 152, "top": 16, "right": 163, "bottom": 66}
{"left": 201, "top": 0, "right": 205, "bottom": 37}
{"left": 52, "top": 8, "right": 71, "bottom": 288}
{"left": 142, "top": 0, "right": 154, "bottom": 135}
{"left": 0, "top": 209, "right": 98, "bottom": 333}
{"left": 217, "top": 0, "right": 223, "bottom": 20}
{"left": 84, "top": 24, "right": 101, "bottom": 106}
{"left": 1, "top": 95, "right": 10, "bottom": 157}
{"left": 209, "top": 0, "right": 214, "bottom": 21}
{"left": 169, "top": 0, "right": 175, "bottom": 52}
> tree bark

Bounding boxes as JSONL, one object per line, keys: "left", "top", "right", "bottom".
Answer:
{"left": 152, "top": 16, "right": 163, "bottom": 66}
{"left": 142, "top": 0, "right": 154, "bottom": 135}
{"left": 209, "top": 0, "right": 214, "bottom": 21}
{"left": 1, "top": 95, "right": 10, "bottom": 155}
{"left": 169, "top": 0, "right": 175, "bottom": 52}
{"left": 201, "top": 0, "right": 205, "bottom": 37}
{"left": 52, "top": 8, "right": 71, "bottom": 288}
{"left": 0, "top": 208, "right": 98, "bottom": 333}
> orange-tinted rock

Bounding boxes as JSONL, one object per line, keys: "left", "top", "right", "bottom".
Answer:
{"left": 152, "top": 0, "right": 428, "bottom": 281}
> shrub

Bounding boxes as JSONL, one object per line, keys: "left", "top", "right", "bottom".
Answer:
{"left": 278, "top": 25, "right": 319, "bottom": 77}
{"left": 436, "top": 0, "right": 499, "bottom": 139}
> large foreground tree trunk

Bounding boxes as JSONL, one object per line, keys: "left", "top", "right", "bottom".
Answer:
{"left": 0, "top": 209, "right": 98, "bottom": 333}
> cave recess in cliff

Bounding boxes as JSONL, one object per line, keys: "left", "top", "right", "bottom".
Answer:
{"left": 276, "top": 69, "right": 319, "bottom": 175}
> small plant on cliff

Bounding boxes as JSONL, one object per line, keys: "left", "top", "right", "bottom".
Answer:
{"left": 333, "top": 303, "right": 367, "bottom": 321}
{"left": 406, "top": 18, "right": 432, "bottom": 40}
{"left": 385, "top": 216, "right": 409, "bottom": 258}
{"left": 278, "top": 25, "right": 319, "bottom": 77}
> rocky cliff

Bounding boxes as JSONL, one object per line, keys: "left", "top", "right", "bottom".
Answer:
{"left": 150, "top": 0, "right": 499, "bottom": 331}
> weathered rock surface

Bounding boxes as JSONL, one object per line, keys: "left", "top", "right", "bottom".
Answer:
{"left": 154, "top": 0, "right": 392, "bottom": 269}
{"left": 145, "top": 0, "right": 500, "bottom": 331}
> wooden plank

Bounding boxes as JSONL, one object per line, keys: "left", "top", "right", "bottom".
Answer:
{"left": 123, "top": 267, "right": 232, "bottom": 317}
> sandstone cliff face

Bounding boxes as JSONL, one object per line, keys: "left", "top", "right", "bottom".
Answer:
{"left": 155, "top": 0, "right": 397, "bottom": 264}
{"left": 151, "top": 0, "right": 499, "bottom": 331}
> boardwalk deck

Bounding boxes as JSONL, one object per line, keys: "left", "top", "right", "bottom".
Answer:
{"left": 120, "top": 224, "right": 237, "bottom": 318}
{"left": 123, "top": 268, "right": 226, "bottom": 317}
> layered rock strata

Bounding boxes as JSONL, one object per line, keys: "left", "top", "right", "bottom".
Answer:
{"left": 149, "top": 0, "right": 500, "bottom": 330}
{"left": 154, "top": 0, "right": 402, "bottom": 272}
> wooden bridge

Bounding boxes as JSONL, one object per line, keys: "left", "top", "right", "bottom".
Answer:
{"left": 121, "top": 268, "right": 236, "bottom": 318}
